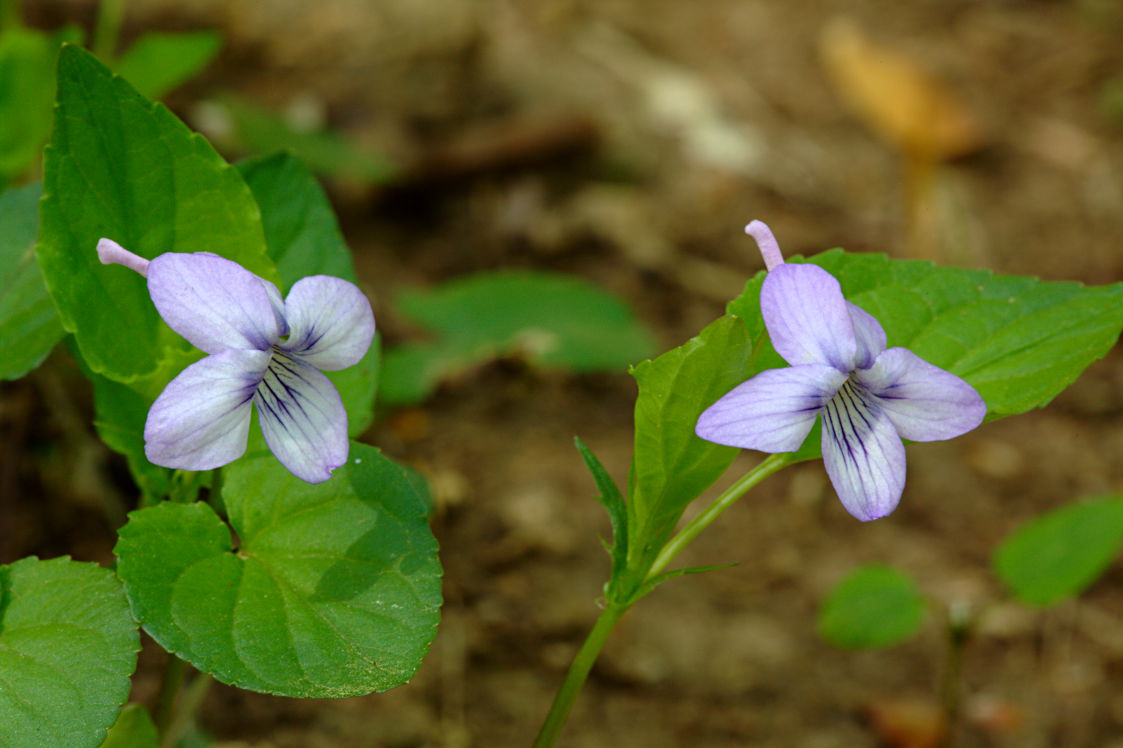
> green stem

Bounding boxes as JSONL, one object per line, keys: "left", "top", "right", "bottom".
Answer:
{"left": 938, "top": 603, "right": 972, "bottom": 747}
{"left": 153, "top": 655, "right": 185, "bottom": 735}
{"left": 645, "top": 454, "right": 791, "bottom": 581}
{"left": 533, "top": 602, "right": 626, "bottom": 748}
{"left": 160, "top": 671, "right": 213, "bottom": 748}
{"left": 92, "top": 0, "right": 125, "bottom": 61}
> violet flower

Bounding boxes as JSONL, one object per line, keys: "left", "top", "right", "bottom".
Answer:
{"left": 97, "top": 239, "right": 375, "bottom": 484}
{"left": 696, "top": 221, "right": 985, "bottom": 521}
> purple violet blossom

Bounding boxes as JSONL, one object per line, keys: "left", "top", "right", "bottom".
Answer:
{"left": 695, "top": 221, "right": 985, "bottom": 521}
{"left": 97, "top": 238, "right": 375, "bottom": 484}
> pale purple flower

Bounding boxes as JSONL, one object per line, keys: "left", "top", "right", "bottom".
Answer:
{"left": 696, "top": 221, "right": 985, "bottom": 521}
{"left": 97, "top": 238, "right": 375, "bottom": 484}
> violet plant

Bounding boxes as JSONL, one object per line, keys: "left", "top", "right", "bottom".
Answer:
{"left": 2, "top": 46, "right": 441, "bottom": 746}
{"left": 1, "top": 41, "right": 648, "bottom": 746}
{"left": 1, "top": 36, "right": 1122, "bottom": 748}
{"left": 532, "top": 224, "right": 1123, "bottom": 743}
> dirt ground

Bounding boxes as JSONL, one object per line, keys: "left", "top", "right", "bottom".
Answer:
{"left": 5, "top": 0, "right": 1123, "bottom": 746}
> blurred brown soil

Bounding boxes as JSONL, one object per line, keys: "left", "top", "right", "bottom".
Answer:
{"left": 6, "top": 0, "right": 1123, "bottom": 746}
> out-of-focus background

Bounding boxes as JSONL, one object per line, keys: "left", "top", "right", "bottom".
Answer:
{"left": 4, "top": 0, "right": 1123, "bottom": 745}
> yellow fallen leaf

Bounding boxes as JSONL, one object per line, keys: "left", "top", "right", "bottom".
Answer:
{"left": 820, "top": 18, "right": 984, "bottom": 159}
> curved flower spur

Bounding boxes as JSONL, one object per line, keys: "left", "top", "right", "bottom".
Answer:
{"left": 695, "top": 222, "right": 986, "bottom": 521}
{"left": 97, "top": 239, "right": 375, "bottom": 484}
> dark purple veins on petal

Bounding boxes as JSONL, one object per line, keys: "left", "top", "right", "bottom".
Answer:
{"left": 289, "top": 324, "right": 326, "bottom": 354}
{"left": 254, "top": 351, "right": 332, "bottom": 435}
{"left": 823, "top": 380, "right": 875, "bottom": 467}
{"left": 257, "top": 356, "right": 301, "bottom": 429}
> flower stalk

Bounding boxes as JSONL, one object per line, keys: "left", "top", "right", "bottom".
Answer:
{"left": 646, "top": 453, "right": 791, "bottom": 581}
{"left": 535, "top": 456, "right": 788, "bottom": 747}
{"left": 533, "top": 602, "right": 627, "bottom": 748}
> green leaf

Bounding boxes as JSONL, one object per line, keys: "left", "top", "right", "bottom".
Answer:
{"left": 37, "top": 45, "right": 275, "bottom": 383}
{"left": 380, "top": 271, "right": 656, "bottom": 406}
{"left": 638, "top": 562, "right": 738, "bottom": 598}
{"left": 0, "top": 557, "right": 139, "bottom": 748}
{"left": 0, "top": 27, "right": 77, "bottom": 180}
{"left": 236, "top": 151, "right": 358, "bottom": 289}
{"left": 994, "top": 495, "right": 1123, "bottom": 607}
{"left": 87, "top": 365, "right": 170, "bottom": 495}
{"left": 238, "top": 151, "right": 377, "bottom": 434}
{"left": 328, "top": 337, "right": 380, "bottom": 436}
{"left": 818, "top": 564, "right": 926, "bottom": 649}
{"left": 625, "top": 315, "right": 753, "bottom": 578}
{"left": 115, "top": 443, "right": 442, "bottom": 697}
{"left": 85, "top": 363, "right": 208, "bottom": 503}
{"left": 64, "top": 335, "right": 203, "bottom": 503}
{"left": 100, "top": 704, "right": 157, "bottom": 748}
{"left": 217, "top": 94, "right": 395, "bottom": 184}
{"left": 728, "top": 251, "right": 1123, "bottom": 458}
{"left": 113, "top": 31, "right": 221, "bottom": 100}
{"left": 377, "top": 346, "right": 446, "bottom": 406}
{"left": 0, "top": 183, "right": 64, "bottom": 379}
{"left": 575, "top": 437, "right": 628, "bottom": 588}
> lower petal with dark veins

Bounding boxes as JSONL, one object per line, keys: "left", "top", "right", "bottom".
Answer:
{"left": 254, "top": 351, "right": 349, "bottom": 483}
{"left": 820, "top": 380, "right": 906, "bottom": 521}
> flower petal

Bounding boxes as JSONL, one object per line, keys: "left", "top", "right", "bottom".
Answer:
{"left": 278, "top": 276, "right": 376, "bottom": 370}
{"left": 854, "top": 347, "right": 986, "bottom": 442}
{"left": 848, "top": 302, "right": 887, "bottom": 369}
{"left": 254, "top": 352, "right": 349, "bottom": 483}
{"left": 762, "top": 263, "right": 857, "bottom": 371}
{"left": 820, "top": 381, "right": 906, "bottom": 521}
{"left": 144, "top": 349, "right": 269, "bottom": 470}
{"left": 147, "top": 253, "right": 283, "bottom": 354}
{"left": 696, "top": 364, "right": 847, "bottom": 452}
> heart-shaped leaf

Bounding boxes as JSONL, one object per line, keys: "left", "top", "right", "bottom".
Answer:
{"left": 115, "top": 443, "right": 441, "bottom": 697}
{"left": 0, "top": 557, "right": 139, "bottom": 748}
